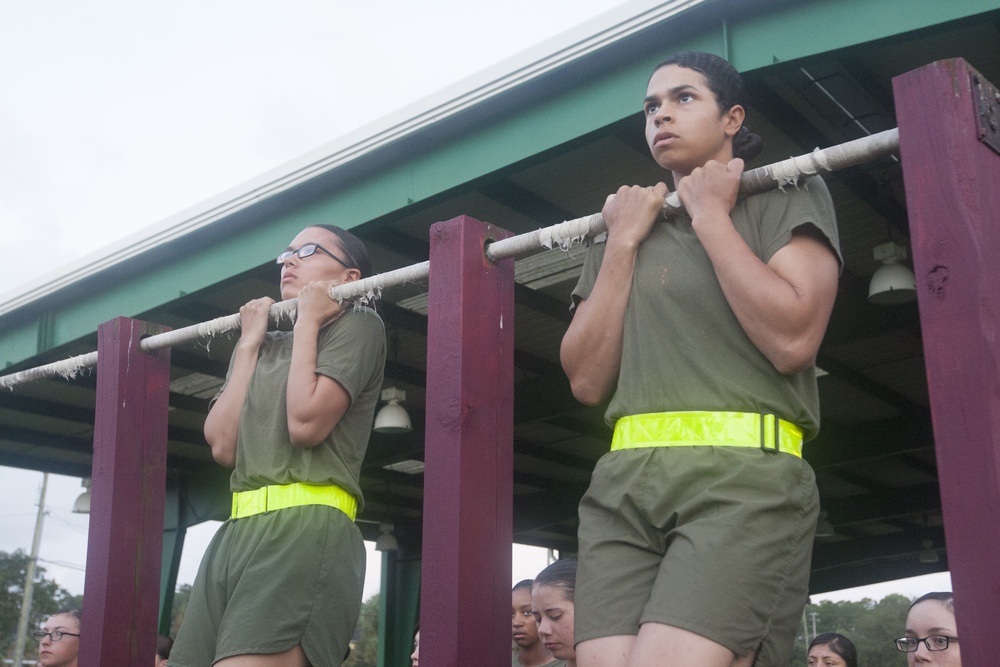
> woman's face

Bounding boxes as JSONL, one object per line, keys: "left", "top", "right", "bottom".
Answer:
{"left": 37, "top": 613, "right": 80, "bottom": 667}
{"left": 904, "top": 600, "right": 960, "bottom": 667}
{"left": 410, "top": 630, "right": 419, "bottom": 667}
{"left": 512, "top": 586, "right": 541, "bottom": 649}
{"left": 532, "top": 583, "right": 575, "bottom": 661}
{"left": 644, "top": 64, "right": 742, "bottom": 178}
{"left": 279, "top": 226, "right": 358, "bottom": 301}
{"left": 807, "top": 642, "right": 847, "bottom": 667}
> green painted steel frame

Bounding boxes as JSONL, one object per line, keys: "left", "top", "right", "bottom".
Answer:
{"left": 1, "top": 0, "right": 995, "bottom": 370}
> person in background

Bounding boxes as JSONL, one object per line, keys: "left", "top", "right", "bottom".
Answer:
{"left": 411, "top": 628, "right": 419, "bottom": 667}
{"left": 532, "top": 560, "right": 578, "bottom": 667}
{"left": 513, "top": 579, "right": 564, "bottom": 667}
{"left": 35, "top": 608, "right": 81, "bottom": 667}
{"left": 895, "top": 592, "right": 960, "bottom": 667}
{"left": 807, "top": 632, "right": 856, "bottom": 667}
{"left": 156, "top": 634, "right": 174, "bottom": 667}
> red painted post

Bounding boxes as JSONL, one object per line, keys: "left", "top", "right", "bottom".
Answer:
{"left": 79, "top": 317, "right": 171, "bottom": 667}
{"left": 893, "top": 59, "right": 1000, "bottom": 662}
{"left": 421, "top": 216, "right": 515, "bottom": 666}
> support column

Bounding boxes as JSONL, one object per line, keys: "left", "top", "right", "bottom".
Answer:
{"left": 421, "top": 216, "right": 515, "bottom": 666}
{"left": 893, "top": 58, "right": 1000, "bottom": 664}
{"left": 79, "top": 317, "right": 171, "bottom": 667}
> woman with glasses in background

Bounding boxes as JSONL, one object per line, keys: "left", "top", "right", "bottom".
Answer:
{"left": 35, "top": 608, "right": 80, "bottom": 667}
{"left": 895, "top": 592, "right": 960, "bottom": 666}
{"left": 169, "top": 224, "right": 386, "bottom": 667}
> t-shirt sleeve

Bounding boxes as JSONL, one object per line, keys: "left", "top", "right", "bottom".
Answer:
{"left": 754, "top": 175, "right": 843, "bottom": 270}
{"left": 315, "top": 307, "right": 386, "bottom": 403}
{"left": 569, "top": 235, "right": 607, "bottom": 312}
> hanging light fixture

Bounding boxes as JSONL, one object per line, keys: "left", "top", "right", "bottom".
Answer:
{"left": 373, "top": 387, "right": 412, "bottom": 434}
{"left": 869, "top": 241, "right": 916, "bottom": 305}
{"left": 814, "top": 510, "right": 836, "bottom": 538}
{"left": 374, "top": 523, "right": 399, "bottom": 551}
{"left": 72, "top": 476, "right": 91, "bottom": 514}
{"left": 918, "top": 539, "right": 940, "bottom": 564}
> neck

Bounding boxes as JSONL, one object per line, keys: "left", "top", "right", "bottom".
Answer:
{"left": 517, "top": 642, "right": 556, "bottom": 667}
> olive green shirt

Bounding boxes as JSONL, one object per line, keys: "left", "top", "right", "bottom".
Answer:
{"left": 571, "top": 176, "right": 841, "bottom": 440}
{"left": 222, "top": 306, "right": 386, "bottom": 509}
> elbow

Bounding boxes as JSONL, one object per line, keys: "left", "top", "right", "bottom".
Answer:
{"left": 206, "top": 435, "right": 236, "bottom": 467}
{"left": 768, "top": 339, "right": 818, "bottom": 375}
{"left": 287, "top": 421, "right": 326, "bottom": 448}
{"left": 568, "top": 377, "right": 609, "bottom": 407}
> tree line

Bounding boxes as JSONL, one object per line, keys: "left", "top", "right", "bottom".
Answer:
{"left": 787, "top": 594, "right": 912, "bottom": 666}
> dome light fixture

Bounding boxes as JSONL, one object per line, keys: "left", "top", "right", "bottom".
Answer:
{"left": 373, "top": 387, "right": 412, "bottom": 434}
{"left": 72, "top": 476, "right": 92, "bottom": 514}
{"left": 869, "top": 241, "right": 917, "bottom": 305}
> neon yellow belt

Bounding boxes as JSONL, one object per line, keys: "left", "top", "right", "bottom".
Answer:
{"left": 611, "top": 411, "right": 803, "bottom": 458}
{"left": 231, "top": 482, "right": 358, "bottom": 521}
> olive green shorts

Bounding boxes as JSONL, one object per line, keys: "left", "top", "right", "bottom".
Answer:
{"left": 575, "top": 446, "right": 818, "bottom": 667}
{"left": 168, "top": 504, "right": 365, "bottom": 667}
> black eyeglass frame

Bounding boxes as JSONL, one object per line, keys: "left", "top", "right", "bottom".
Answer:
{"left": 33, "top": 630, "right": 81, "bottom": 642}
{"left": 276, "top": 243, "right": 354, "bottom": 270}
{"left": 894, "top": 635, "right": 959, "bottom": 652}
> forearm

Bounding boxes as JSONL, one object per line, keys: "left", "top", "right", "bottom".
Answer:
{"left": 560, "top": 240, "right": 639, "bottom": 405}
{"left": 203, "top": 342, "right": 260, "bottom": 466}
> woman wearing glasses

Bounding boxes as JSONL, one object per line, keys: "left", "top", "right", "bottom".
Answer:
{"left": 895, "top": 592, "right": 960, "bottom": 666}
{"left": 35, "top": 608, "right": 80, "bottom": 667}
{"left": 169, "top": 225, "right": 386, "bottom": 667}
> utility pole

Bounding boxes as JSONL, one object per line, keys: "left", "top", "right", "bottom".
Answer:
{"left": 12, "top": 472, "right": 48, "bottom": 667}
{"left": 810, "top": 611, "right": 820, "bottom": 640}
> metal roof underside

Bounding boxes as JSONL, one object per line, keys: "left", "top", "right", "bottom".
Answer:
{"left": 3, "top": 0, "right": 999, "bottom": 594}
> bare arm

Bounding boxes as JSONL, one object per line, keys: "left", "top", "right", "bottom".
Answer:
{"left": 285, "top": 281, "right": 352, "bottom": 446}
{"left": 203, "top": 297, "right": 274, "bottom": 467}
{"left": 680, "top": 159, "right": 840, "bottom": 374}
{"left": 560, "top": 183, "right": 669, "bottom": 404}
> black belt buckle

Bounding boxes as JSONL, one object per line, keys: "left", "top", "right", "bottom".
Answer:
{"left": 760, "top": 413, "right": 780, "bottom": 453}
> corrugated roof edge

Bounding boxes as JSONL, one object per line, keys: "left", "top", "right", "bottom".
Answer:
{"left": 0, "top": 0, "right": 706, "bottom": 318}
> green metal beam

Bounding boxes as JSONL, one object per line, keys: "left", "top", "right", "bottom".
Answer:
{"left": 1, "top": 0, "right": 995, "bottom": 368}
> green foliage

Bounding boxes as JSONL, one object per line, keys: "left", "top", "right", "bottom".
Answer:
{"left": 787, "top": 594, "right": 912, "bottom": 667}
{"left": 344, "top": 593, "right": 379, "bottom": 667}
{"left": 0, "top": 549, "right": 78, "bottom": 662}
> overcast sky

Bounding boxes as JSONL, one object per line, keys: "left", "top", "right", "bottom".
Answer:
{"left": 0, "top": 0, "right": 951, "bottom": 609}
{"left": 0, "top": 0, "right": 628, "bottom": 602}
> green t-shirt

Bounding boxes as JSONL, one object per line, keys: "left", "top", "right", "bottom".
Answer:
{"left": 571, "top": 176, "right": 841, "bottom": 441}
{"left": 222, "top": 305, "right": 386, "bottom": 509}
{"left": 513, "top": 656, "right": 566, "bottom": 667}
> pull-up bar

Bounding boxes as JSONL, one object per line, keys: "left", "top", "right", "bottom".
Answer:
{"left": 0, "top": 128, "right": 899, "bottom": 391}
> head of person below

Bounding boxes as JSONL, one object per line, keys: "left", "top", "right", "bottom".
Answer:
{"left": 155, "top": 634, "right": 173, "bottom": 667}
{"left": 513, "top": 579, "right": 562, "bottom": 667}
{"left": 896, "top": 592, "right": 960, "bottom": 666}
{"left": 35, "top": 608, "right": 81, "bottom": 667}
{"left": 807, "top": 632, "right": 857, "bottom": 667}
{"left": 532, "top": 560, "right": 577, "bottom": 667}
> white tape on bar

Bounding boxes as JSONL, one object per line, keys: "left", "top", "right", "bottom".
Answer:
{"left": 1, "top": 129, "right": 899, "bottom": 390}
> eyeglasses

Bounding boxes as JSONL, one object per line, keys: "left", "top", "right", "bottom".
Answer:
{"left": 276, "top": 243, "right": 354, "bottom": 270}
{"left": 33, "top": 630, "right": 80, "bottom": 642}
{"left": 894, "top": 635, "right": 959, "bottom": 652}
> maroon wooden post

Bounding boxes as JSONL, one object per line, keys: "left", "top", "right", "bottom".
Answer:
{"left": 79, "top": 317, "right": 171, "bottom": 667}
{"left": 421, "top": 216, "right": 515, "bottom": 666}
{"left": 893, "top": 59, "right": 1000, "bottom": 661}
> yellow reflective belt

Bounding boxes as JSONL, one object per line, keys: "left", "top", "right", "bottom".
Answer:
{"left": 611, "top": 411, "right": 803, "bottom": 458}
{"left": 231, "top": 482, "right": 358, "bottom": 521}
